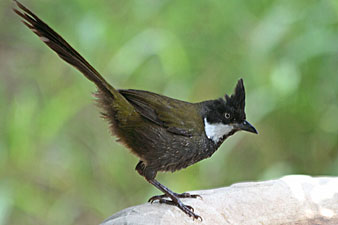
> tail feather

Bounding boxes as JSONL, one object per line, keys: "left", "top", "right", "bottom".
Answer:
{"left": 13, "top": 0, "right": 116, "bottom": 98}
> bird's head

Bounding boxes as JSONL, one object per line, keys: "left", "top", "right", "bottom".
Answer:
{"left": 203, "top": 78, "right": 258, "bottom": 144}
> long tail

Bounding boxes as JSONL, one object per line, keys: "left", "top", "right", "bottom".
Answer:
{"left": 13, "top": 0, "right": 118, "bottom": 99}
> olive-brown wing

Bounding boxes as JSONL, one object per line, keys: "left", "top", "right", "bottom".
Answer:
{"left": 118, "top": 89, "right": 203, "bottom": 137}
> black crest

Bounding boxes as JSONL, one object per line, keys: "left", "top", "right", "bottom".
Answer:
{"left": 225, "top": 79, "right": 246, "bottom": 121}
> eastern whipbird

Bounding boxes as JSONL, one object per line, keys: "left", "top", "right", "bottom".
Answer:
{"left": 14, "top": 1, "right": 258, "bottom": 220}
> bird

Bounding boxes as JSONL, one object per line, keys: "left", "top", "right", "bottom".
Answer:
{"left": 14, "top": 0, "right": 258, "bottom": 220}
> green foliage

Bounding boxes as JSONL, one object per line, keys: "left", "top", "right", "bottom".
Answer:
{"left": 1, "top": 0, "right": 337, "bottom": 224}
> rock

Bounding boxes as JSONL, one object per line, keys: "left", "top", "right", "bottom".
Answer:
{"left": 101, "top": 175, "right": 338, "bottom": 225}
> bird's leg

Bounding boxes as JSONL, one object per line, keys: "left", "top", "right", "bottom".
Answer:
{"left": 135, "top": 161, "right": 201, "bottom": 201}
{"left": 147, "top": 178, "right": 202, "bottom": 220}
{"left": 135, "top": 161, "right": 202, "bottom": 220}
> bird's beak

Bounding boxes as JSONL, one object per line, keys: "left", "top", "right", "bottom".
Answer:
{"left": 236, "top": 120, "right": 258, "bottom": 134}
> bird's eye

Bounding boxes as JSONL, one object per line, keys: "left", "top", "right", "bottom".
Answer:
{"left": 225, "top": 113, "right": 231, "bottom": 119}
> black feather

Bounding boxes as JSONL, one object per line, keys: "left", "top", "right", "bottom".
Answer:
{"left": 224, "top": 78, "right": 246, "bottom": 121}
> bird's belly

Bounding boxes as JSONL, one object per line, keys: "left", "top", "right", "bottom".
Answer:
{"left": 120, "top": 124, "right": 216, "bottom": 172}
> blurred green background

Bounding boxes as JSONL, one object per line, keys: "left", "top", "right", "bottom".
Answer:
{"left": 1, "top": 0, "right": 338, "bottom": 224}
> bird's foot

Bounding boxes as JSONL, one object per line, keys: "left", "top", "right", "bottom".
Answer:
{"left": 154, "top": 198, "right": 202, "bottom": 220}
{"left": 148, "top": 192, "right": 202, "bottom": 203}
{"left": 148, "top": 193, "right": 202, "bottom": 221}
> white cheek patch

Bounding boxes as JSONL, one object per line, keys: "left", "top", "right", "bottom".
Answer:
{"left": 204, "top": 118, "right": 233, "bottom": 143}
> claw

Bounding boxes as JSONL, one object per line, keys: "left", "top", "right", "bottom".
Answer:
{"left": 148, "top": 194, "right": 167, "bottom": 203}
{"left": 196, "top": 195, "right": 203, "bottom": 200}
{"left": 185, "top": 204, "right": 194, "bottom": 212}
{"left": 178, "top": 203, "right": 202, "bottom": 221}
{"left": 188, "top": 194, "right": 203, "bottom": 200}
{"left": 148, "top": 195, "right": 159, "bottom": 203}
{"left": 195, "top": 215, "right": 203, "bottom": 221}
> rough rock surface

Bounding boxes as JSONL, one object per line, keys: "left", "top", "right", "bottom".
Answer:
{"left": 101, "top": 175, "right": 338, "bottom": 225}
